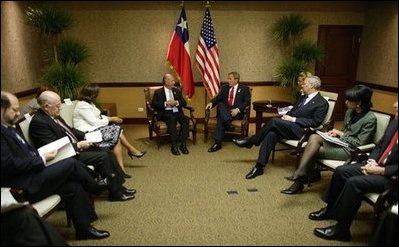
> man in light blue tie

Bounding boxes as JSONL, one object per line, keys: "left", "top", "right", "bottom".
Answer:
{"left": 151, "top": 74, "right": 190, "bottom": 155}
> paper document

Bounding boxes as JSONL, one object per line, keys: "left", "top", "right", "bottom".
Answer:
{"left": 1, "top": 188, "right": 28, "bottom": 214}
{"left": 316, "top": 130, "right": 349, "bottom": 148}
{"left": 277, "top": 105, "right": 294, "bottom": 115}
{"left": 37, "top": 136, "right": 76, "bottom": 166}
{"left": 85, "top": 130, "right": 103, "bottom": 142}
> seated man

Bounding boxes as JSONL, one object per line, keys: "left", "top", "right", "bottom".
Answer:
{"left": 1, "top": 91, "right": 109, "bottom": 240}
{"left": 309, "top": 101, "right": 398, "bottom": 242}
{"left": 151, "top": 73, "right": 190, "bottom": 155}
{"left": 233, "top": 75, "right": 329, "bottom": 179}
{"left": 29, "top": 90, "right": 135, "bottom": 202}
{"left": 206, "top": 71, "right": 250, "bottom": 152}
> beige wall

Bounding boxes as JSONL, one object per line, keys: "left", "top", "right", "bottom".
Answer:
{"left": 357, "top": 1, "right": 398, "bottom": 87}
{"left": 1, "top": 1, "right": 397, "bottom": 118}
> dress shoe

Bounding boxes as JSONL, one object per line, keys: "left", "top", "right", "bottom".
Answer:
{"left": 245, "top": 166, "right": 264, "bottom": 179}
{"left": 179, "top": 143, "right": 189, "bottom": 154}
{"left": 76, "top": 226, "right": 110, "bottom": 240}
{"left": 128, "top": 151, "right": 147, "bottom": 159}
{"left": 171, "top": 146, "right": 181, "bottom": 155}
{"left": 95, "top": 174, "right": 115, "bottom": 192}
{"left": 122, "top": 186, "right": 136, "bottom": 195}
{"left": 280, "top": 178, "right": 304, "bottom": 195}
{"left": 313, "top": 224, "right": 351, "bottom": 241}
{"left": 309, "top": 206, "right": 332, "bottom": 221}
{"left": 233, "top": 138, "right": 253, "bottom": 148}
{"left": 109, "top": 191, "right": 135, "bottom": 201}
{"left": 208, "top": 143, "right": 222, "bottom": 152}
{"left": 123, "top": 172, "right": 132, "bottom": 179}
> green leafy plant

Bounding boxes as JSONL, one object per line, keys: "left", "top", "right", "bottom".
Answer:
{"left": 25, "top": 4, "right": 73, "bottom": 63}
{"left": 25, "top": 4, "right": 90, "bottom": 100}
{"left": 42, "top": 62, "right": 86, "bottom": 100}
{"left": 272, "top": 14, "right": 324, "bottom": 93}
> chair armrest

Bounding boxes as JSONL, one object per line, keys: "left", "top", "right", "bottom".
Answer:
{"left": 357, "top": 144, "right": 376, "bottom": 152}
{"left": 183, "top": 105, "right": 195, "bottom": 113}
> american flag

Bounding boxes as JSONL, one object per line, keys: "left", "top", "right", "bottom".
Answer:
{"left": 195, "top": 7, "right": 220, "bottom": 97}
{"left": 167, "top": 7, "right": 195, "bottom": 98}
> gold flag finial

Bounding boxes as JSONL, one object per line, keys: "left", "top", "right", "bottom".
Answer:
{"left": 180, "top": 1, "right": 184, "bottom": 7}
{"left": 205, "top": 1, "right": 211, "bottom": 8}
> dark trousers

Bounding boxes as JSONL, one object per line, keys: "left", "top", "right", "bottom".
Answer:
{"left": 1, "top": 206, "right": 68, "bottom": 246}
{"left": 214, "top": 103, "right": 243, "bottom": 143}
{"left": 158, "top": 111, "right": 189, "bottom": 146}
{"left": 25, "top": 158, "right": 98, "bottom": 231}
{"left": 322, "top": 163, "right": 391, "bottom": 229}
{"left": 79, "top": 149, "right": 125, "bottom": 195}
{"left": 250, "top": 118, "right": 303, "bottom": 166}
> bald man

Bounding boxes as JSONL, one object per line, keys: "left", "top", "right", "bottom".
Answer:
{"left": 151, "top": 74, "right": 190, "bottom": 155}
{"left": 29, "top": 91, "right": 135, "bottom": 202}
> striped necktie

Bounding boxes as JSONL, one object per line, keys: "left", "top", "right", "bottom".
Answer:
{"left": 8, "top": 127, "right": 37, "bottom": 156}
{"left": 54, "top": 118, "right": 79, "bottom": 143}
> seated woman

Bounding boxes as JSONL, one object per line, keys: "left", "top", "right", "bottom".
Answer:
{"left": 73, "top": 83, "right": 146, "bottom": 178}
{"left": 281, "top": 84, "right": 377, "bottom": 194}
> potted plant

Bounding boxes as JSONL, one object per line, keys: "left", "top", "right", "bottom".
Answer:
{"left": 25, "top": 4, "right": 90, "bottom": 100}
{"left": 272, "top": 14, "right": 325, "bottom": 96}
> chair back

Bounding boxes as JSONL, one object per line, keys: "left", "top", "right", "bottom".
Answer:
{"left": 60, "top": 100, "right": 77, "bottom": 127}
{"left": 372, "top": 111, "right": 391, "bottom": 144}
{"left": 320, "top": 90, "right": 338, "bottom": 101}
{"left": 144, "top": 86, "right": 162, "bottom": 118}
{"left": 17, "top": 116, "right": 35, "bottom": 148}
{"left": 319, "top": 91, "right": 338, "bottom": 130}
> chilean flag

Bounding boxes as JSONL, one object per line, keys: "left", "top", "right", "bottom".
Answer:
{"left": 167, "top": 7, "right": 195, "bottom": 98}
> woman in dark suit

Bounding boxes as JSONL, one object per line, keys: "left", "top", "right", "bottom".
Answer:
{"left": 281, "top": 85, "right": 377, "bottom": 194}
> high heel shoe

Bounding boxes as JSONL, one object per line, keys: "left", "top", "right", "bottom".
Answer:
{"left": 123, "top": 172, "right": 132, "bottom": 179}
{"left": 128, "top": 151, "right": 147, "bottom": 159}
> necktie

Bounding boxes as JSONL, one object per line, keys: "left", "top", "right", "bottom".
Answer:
{"left": 54, "top": 118, "right": 79, "bottom": 143}
{"left": 169, "top": 90, "right": 178, "bottom": 113}
{"left": 377, "top": 130, "right": 398, "bottom": 166}
{"left": 298, "top": 95, "right": 308, "bottom": 108}
{"left": 8, "top": 127, "right": 37, "bottom": 156}
{"left": 228, "top": 87, "right": 234, "bottom": 107}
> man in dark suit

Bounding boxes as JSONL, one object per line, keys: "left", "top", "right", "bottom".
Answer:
{"left": 29, "top": 90, "right": 135, "bottom": 201}
{"left": 233, "top": 75, "right": 329, "bottom": 179}
{"left": 309, "top": 101, "right": 398, "bottom": 242}
{"left": 151, "top": 73, "right": 190, "bottom": 155}
{"left": 206, "top": 71, "right": 251, "bottom": 152}
{"left": 1, "top": 91, "right": 110, "bottom": 240}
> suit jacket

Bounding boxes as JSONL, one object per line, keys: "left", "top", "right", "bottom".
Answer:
{"left": 151, "top": 86, "right": 187, "bottom": 114}
{"left": 29, "top": 109, "right": 85, "bottom": 149}
{"left": 1, "top": 125, "right": 45, "bottom": 195}
{"left": 369, "top": 119, "right": 398, "bottom": 177}
{"left": 210, "top": 84, "right": 251, "bottom": 113}
{"left": 286, "top": 92, "right": 329, "bottom": 128}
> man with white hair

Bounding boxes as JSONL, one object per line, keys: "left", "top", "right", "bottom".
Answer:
{"left": 233, "top": 76, "right": 329, "bottom": 179}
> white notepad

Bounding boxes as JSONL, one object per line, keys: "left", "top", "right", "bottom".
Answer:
{"left": 37, "top": 136, "right": 76, "bottom": 166}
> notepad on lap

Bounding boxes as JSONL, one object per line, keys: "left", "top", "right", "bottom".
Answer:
{"left": 316, "top": 130, "right": 349, "bottom": 148}
{"left": 85, "top": 130, "right": 103, "bottom": 142}
{"left": 37, "top": 136, "right": 76, "bottom": 166}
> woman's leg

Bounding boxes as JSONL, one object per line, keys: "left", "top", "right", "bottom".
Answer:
{"left": 292, "top": 134, "right": 324, "bottom": 179}
{"left": 120, "top": 134, "right": 142, "bottom": 155}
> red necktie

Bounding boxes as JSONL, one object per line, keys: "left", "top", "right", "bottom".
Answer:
{"left": 377, "top": 130, "right": 398, "bottom": 165}
{"left": 228, "top": 87, "right": 234, "bottom": 107}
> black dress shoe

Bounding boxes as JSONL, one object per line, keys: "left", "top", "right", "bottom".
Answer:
{"left": 109, "top": 192, "right": 135, "bottom": 201}
{"left": 208, "top": 143, "right": 222, "bottom": 152}
{"left": 179, "top": 143, "right": 189, "bottom": 154}
{"left": 123, "top": 172, "right": 132, "bottom": 179}
{"left": 171, "top": 146, "right": 181, "bottom": 155}
{"left": 313, "top": 224, "right": 351, "bottom": 241}
{"left": 280, "top": 179, "right": 304, "bottom": 195}
{"left": 122, "top": 186, "right": 136, "bottom": 195}
{"left": 309, "top": 207, "right": 332, "bottom": 221}
{"left": 233, "top": 138, "right": 253, "bottom": 148}
{"left": 245, "top": 166, "right": 264, "bottom": 179}
{"left": 76, "top": 226, "right": 110, "bottom": 240}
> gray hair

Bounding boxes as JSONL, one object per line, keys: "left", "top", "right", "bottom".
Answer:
{"left": 306, "top": 75, "right": 321, "bottom": 90}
